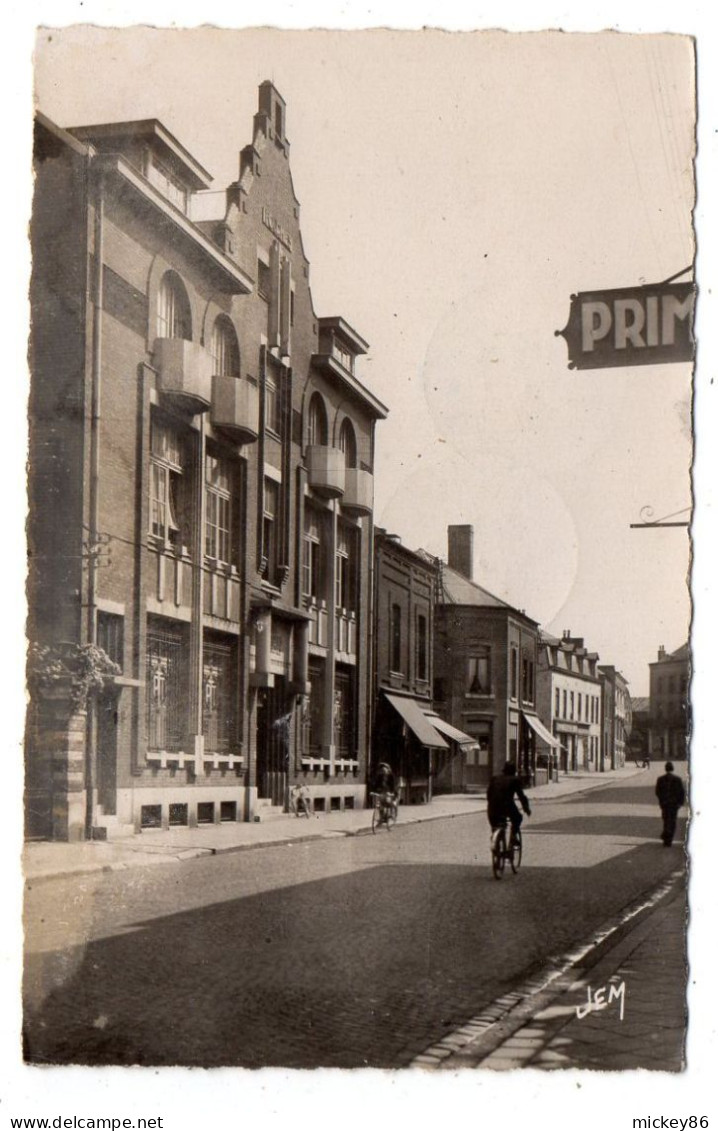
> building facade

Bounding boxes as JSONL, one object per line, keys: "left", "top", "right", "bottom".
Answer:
{"left": 598, "top": 665, "right": 631, "bottom": 770}
{"left": 27, "top": 83, "right": 387, "bottom": 840}
{"left": 432, "top": 526, "right": 545, "bottom": 790}
{"left": 536, "top": 632, "right": 603, "bottom": 775}
{"left": 648, "top": 643, "right": 690, "bottom": 762}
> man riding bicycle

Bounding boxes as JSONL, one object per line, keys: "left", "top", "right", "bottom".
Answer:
{"left": 372, "top": 761, "right": 398, "bottom": 811}
{"left": 487, "top": 761, "right": 531, "bottom": 845}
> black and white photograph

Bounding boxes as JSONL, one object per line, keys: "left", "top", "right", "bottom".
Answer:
{"left": 5, "top": 3, "right": 718, "bottom": 1125}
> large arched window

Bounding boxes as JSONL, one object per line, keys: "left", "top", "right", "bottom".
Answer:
{"left": 211, "top": 315, "right": 240, "bottom": 377}
{"left": 338, "top": 418, "right": 357, "bottom": 468}
{"left": 157, "top": 271, "right": 192, "bottom": 340}
{"left": 307, "top": 393, "right": 328, "bottom": 447}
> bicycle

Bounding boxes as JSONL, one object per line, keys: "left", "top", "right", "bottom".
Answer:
{"left": 491, "top": 819, "right": 522, "bottom": 879}
{"left": 370, "top": 791, "right": 398, "bottom": 833}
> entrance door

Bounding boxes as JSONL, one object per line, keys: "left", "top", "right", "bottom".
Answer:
{"left": 256, "top": 677, "right": 289, "bottom": 805}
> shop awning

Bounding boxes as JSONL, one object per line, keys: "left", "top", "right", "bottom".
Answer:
{"left": 522, "top": 711, "right": 561, "bottom": 749}
{"left": 384, "top": 693, "right": 448, "bottom": 748}
{"left": 424, "top": 712, "right": 479, "bottom": 749}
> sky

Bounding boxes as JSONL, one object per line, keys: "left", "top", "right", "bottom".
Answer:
{"left": 32, "top": 26, "right": 695, "bottom": 695}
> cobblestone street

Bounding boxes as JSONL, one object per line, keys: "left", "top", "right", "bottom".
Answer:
{"left": 23, "top": 774, "right": 687, "bottom": 1069}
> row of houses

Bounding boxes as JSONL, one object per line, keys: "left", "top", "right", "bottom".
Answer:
{"left": 26, "top": 81, "right": 633, "bottom": 842}
{"left": 373, "top": 525, "right": 631, "bottom": 806}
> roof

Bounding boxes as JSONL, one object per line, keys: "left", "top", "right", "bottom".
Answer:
{"left": 649, "top": 642, "right": 690, "bottom": 667}
{"left": 437, "top": 564, "right": 538, "bottom": 624}
{"left": 69, "top": 118, "right": 213, "bottom": 190}
{"left": 631, "top": 696, "right": 650, "bottom": 713}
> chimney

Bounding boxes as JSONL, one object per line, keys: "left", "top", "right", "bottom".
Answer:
{"left": 448, "top": 525, "right": 474, "bottom": 580}
{"left": 658, "top": 645, "right": 666, "bottom": 661}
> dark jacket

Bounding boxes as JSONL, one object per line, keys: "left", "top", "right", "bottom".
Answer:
{"left": 655, "top": 772, "right": 686, "bottom": 810}
{"left": 487, "top": 773, "right": 531, "bottom": 823}
{"left": 374, "top": 766, "right": 396, "bottom": 795}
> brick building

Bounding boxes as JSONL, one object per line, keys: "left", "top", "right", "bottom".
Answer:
{"left": 648, "top": 643, "right": 690, "bottom": 762}
{"left": 27, "top": 82, "right": 387, "bottom": 840}
{"left": 432, "top": 526, "right": 545, "bottom": 790}
{"left": 536, "top": 631, "right": 602, "bottom": 775}
{"left": 372, "top": 532, "right": 476, "bottom": 803}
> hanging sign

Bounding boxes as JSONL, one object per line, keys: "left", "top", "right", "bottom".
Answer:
{"left": 556, "top": 280, "right": 695, "bottom": 369}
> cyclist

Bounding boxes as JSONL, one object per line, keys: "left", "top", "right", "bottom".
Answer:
{"left": 487, "top": 761, "right": 531, "bottom": 847}
{"left": 372, "top": 761, "right": 398, "bottom": 814}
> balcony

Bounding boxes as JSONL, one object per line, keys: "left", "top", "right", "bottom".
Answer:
{"left": 153, "top": 338, "right": 213, "bottom": 413}
{"left": 306, "top": 445, "right": 345, "bottom": 498}
{"left": 211, "top": 375, "right": 259, "bottom": 444}
{"left": 342, "top": 468, "right": 373, "bottom": 514}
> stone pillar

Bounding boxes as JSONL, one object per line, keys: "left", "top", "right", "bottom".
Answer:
{"left": 38, "top": 689, "right": 88, "bottom": 842}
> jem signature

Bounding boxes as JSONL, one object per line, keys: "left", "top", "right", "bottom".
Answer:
{"left": 575, "top": 979, "right": 626, "bottom": 1021}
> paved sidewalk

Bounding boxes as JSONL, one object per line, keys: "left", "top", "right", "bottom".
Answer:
{"left": 430, "top": 875, "right": 687, "bottom": 1073}
{"left": 23, "top": 765, "right": 645, "bottom": 882}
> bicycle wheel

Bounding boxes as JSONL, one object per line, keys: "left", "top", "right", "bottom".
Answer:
{"left": 491, "top": 829, "right": 506, "bottom": 879}
{"left": 510, "top": 830, "right": 522, "bottom": 873}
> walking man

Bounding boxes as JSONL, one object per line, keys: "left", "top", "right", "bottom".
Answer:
{"left": 655, "top": 761, "right": 686, "bottom": 847}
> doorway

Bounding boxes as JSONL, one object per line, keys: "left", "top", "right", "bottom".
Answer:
{"left": 256, "top": 677, "right": 290, "bottom": 805}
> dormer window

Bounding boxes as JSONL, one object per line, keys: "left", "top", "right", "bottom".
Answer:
{"left": 331, "top": 339, "right": 354, "bottom": 373}
{"left": 146, "top": 153, "right": 189, "bottom": 214}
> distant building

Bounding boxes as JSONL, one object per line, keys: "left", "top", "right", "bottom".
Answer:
{"left": 432, "top": 526, "right": 549, "bottom": 790}
{"left": 598, "top": 666, "right": 631, "bottom": 770}
{"left": 649, "top": 643, "right": 690, "bottom": 762}
{"left": 628, "top": 697, "right": 650, "bottom": 762}
{"left": 536, "top": 631, "right": 602, "bottom": 775}
{"left": 372, "top": 531, "right": 476, "bottom": 803}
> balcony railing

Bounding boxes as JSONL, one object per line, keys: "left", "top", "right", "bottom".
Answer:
{"left": 210, "top": 376, "right": 259, "bottom": 444}
{"left": 306, "top": 445, "right": 345, "bottom": 498}
{"left": 153, "top": 338, "right": 213, "bottom": 412}
{"left": 342, "top": 468, "right": 373, "bottom": 514}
